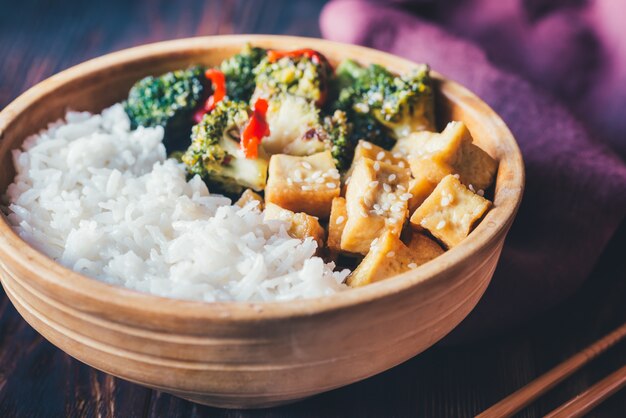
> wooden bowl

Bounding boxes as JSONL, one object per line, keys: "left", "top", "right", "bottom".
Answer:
{"left": 0, "top": 35, "right": 524, "bottom": 408}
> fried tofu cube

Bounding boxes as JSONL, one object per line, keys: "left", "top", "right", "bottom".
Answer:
{"left": 456, "top": 142, "right": 498, "bottom": 192}
{"left": 327, "top": 197, "right": 347, "bottom": 252}
{"left": 406, "top": 159, "right": 453, "bottom": 212}
{"left": 405, "top": 232, "right": 445, "bottom": 263}
{"left": 264, "top": 203, "right": 325, "bottom": 247}
{"left": 394, "top": 128, "right": 463, "bottom": 164}
{"left": 410, "top": 175, "right": 491, "bottom": 248}
{"left": 235, "top": 189, "right": 264, "bottom": 210}
{"left": 352, "top": 140, "right": 408, "bottom": 170}
{"left": 341, "top": 158, "right": 411, "bottom": 254}
{"left": 265, "top": 151, "right": 340, "bottom": 219}
{"left": 347, "top": 230, "right": 413, "bottom": 287}
{"left": 395, "top": 122, "right": 497, "bottom": 209}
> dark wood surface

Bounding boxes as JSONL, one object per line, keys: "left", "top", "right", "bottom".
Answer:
{"left": 1, "top": 1, "right": 624, "bottom": 416}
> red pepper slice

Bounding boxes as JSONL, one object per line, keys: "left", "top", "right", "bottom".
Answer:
{"left": 241, "top": 98, "right": 270, "bottom": 159}
{"left": 267, "top": 48, "right": 323, "bottom": 65}
{"left": 194, "top": 69, "right": 227, "bottom": 123}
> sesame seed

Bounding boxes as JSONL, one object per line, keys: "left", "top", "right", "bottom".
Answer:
{"left": 301, "top": 185, "right": 312, "bottom": 191}
{"left": 287, "top": 178, "right": 293, "bottom": 185}
{"left": 370, "top": 238, "right": 379, "bottom": 248}
{"left": 468, "top": 184, "right": 475, "bottom": 192}
{"left": 386, "top": 251, "right": 396, "bottom": 258}
{"left": 363, "top": 197, "right": 372, "bottom": 206}
{"left": 388, "top": 217, "right": 398, "bottom": 224}
{"left": 362, "top": 141, "right": 373, "bottom": 150}
{"left": 311, "top": 170, "right": 322, "bottom": 179}
{"left": 376, "top": 151, "right": 385, "bottom": 161}
{"left": 383, "top": 183, "right": 391, "bottom": 193}
{"left": 477, "top": 189, "right": 485, "bottom": 196}
{"left": 360, "top": 209, "right": 368, "bottom": 218}
{"left": 441, "top": 196, "right": 450, "bottom": 207}
{"left": 399, "top": 193, "right": 412, "bottom": 201}
{"left": 369, "top": 181, "right": 379, "bottom": 188}
{"left": 329, "top": 171, "right": 341, "bottom": 179}
{"left": 391, "top": 205, "right": 402, "bottom": 213}
{"left": 397, "top": 185, "right": 406, "bottom": 192}
{"left": 388, "top": 174, "right": 397, "bottom": 182}
{"left": 436, "top": 220, "right": 446, "bottom": 229}
{"left": 393, "top": 152, "right": 403, "bottom": 159}
{"left": 294, "top": 169, "right": 303, "bottom": 180}
{"left": 326, "top": 182, "right": 337, "bottom": 189}
{"left": 373, "top": 162, "right": 381, "bottom": 171}
{"left": 398, "top": 161, "right": 406, "bottom": 168}
{"left": 453, "top": 173, "right": 460, "bottom": 179}
{"left": 314, "top": 177, "right": 324, "bottom": 184}
{"left": 302, "top": 161, "right": 312, "bottom": 170}
{"left": 336, "top": 215, "right": 345, "bottom": 225}
{"left": 408, "top": 263, "right": 417, "bottom": 269}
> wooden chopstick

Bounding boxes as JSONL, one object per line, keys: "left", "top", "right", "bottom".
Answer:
{"left": 476, "top": 322, "right": 626, "bottom": 418}
{"left": 544, "top": 363, "right": 626, "bottom": 418}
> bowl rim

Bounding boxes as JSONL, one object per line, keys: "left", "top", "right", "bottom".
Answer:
{"left": 0, "top": 34, "right": 524, "bottom": 321}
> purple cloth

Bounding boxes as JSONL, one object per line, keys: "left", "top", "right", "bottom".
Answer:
{"left": 320, "top": 0, "right": 626, "bottom": 341}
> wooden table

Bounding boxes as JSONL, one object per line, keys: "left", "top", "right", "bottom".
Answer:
{"left": 1, "top": 1, "right": 624, "bottom": 416}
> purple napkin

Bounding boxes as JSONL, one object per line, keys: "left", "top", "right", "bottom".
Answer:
{"left": 320, "top": 0, "right": 626, "bottom": 341}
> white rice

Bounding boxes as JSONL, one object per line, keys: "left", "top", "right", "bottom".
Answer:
{"left": 5, "top": 104, "right": 349, "bottom": 302}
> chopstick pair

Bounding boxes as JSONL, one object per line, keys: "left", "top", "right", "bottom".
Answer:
{"left": 476, "top": 322, "right": 626, "bottom": 418}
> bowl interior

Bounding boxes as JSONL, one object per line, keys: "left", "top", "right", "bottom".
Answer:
{"left": 0, "top": 35, "right": 524, "bottom": 324}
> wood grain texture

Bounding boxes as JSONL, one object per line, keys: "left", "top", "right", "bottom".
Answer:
{"left": 0, "top": 1, "right": 624, "bottom": 417}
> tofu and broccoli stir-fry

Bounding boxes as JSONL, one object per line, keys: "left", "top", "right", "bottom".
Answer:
{"left": 122, "top": 44, "right": 498, "bottom": 287}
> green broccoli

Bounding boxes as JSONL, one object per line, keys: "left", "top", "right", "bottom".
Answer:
{"left": 323, "top": 110, "right": 352, "bottom": 170}
{"left": 124, "top": 66, "right": 207, "bottom": 152}
{"left": 334, "top": 60, "right": 435, "bottom": 141}
{"left": 373, "top": 65, "right": 435, "bottom": 137}
{"left": 182, "top": 101, "right": 268, "bottom": 194}
{"left": 253, "top": 51, "right": 332, "bottom": 105}
{"left": 220, "top": 44, "right": 267, "bottom": 103}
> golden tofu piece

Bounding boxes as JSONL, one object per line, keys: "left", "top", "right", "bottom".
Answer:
{"left": 394, "top": 128, "right": 463, "bottom": 164}
{"left": 235, "top": 189, "right": 264, "bottom": 210}
{"left": 265, "top": 151, "right": 340, "bottom": 219}
{"left": 456, "top": 142, "right": 498, "bottom": 192}
{"left": 327, "top": 197, "right": 347, "bottom": 252}
{"left": 405, "top": 232, "right": 445, "bottom": 264}
{"left": 406, "top": 159, "right": 453, "bottom": 212}
{"left": 264, "top": 203, "right": 325, "bottom": 247}
{"left": 410, "top": 175, "right": 491, "bottom": 248}
{"left": 395, "top": 122, "right": 497, "bottom": 209}
{"left": 351, "top": 140, "right": 408, "bottom": 169}
{"left": 341, "top": 158, "right": 411, "bottom": 254}
{"left": 347, "top": 230, "right": 414, "bottom": 287}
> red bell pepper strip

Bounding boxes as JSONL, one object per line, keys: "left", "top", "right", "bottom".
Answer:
{"left": 193, "top": 69, "right": 227, "bottom": 123}
{"left": 240, "top": 98, "right": 270, "bottom": 159}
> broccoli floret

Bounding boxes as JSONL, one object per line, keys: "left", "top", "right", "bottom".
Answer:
{"left": 372, "top": 65, "right": 435, "bottom": 137}
{"left": 261, "top": 94, "right": 327, "bottom": 156}
{"left": 253, "top": 51, "right": 332, "bottom": 105}
{"left": 334, "top": 61, "right": 435, "bottom": 140}
{"left": 220, "top": 44, "right": 267, "bottom": 103}
{"left": 323, "top": 110, "right": 352, "bottom": 170}
{"left": 182, "top": 101, "right": 268, "bottom": 194}
{"left": 124, "top": 66, "right": 207, "bottom": 152}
